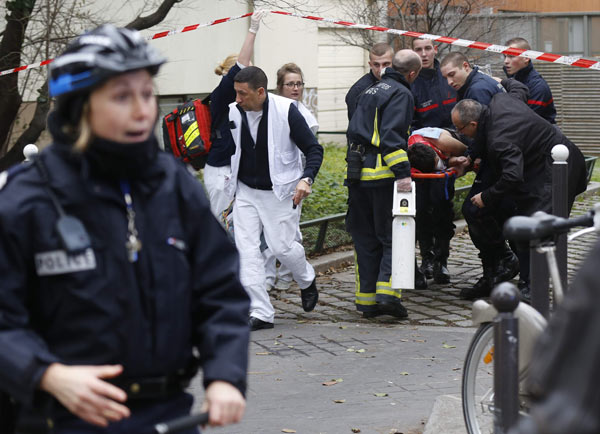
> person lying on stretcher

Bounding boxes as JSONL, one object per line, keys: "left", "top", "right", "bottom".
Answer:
{"left": 407, "top": 127, "right": 469, "bottom": 177}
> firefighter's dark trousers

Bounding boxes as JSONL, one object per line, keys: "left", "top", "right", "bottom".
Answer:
{"left": 346, "top": 183, "right": 402, "bottom": 313}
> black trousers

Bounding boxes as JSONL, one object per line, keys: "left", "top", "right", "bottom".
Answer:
{"left": 415, "top": 176, "right": 456, "bottom": 259}
{"left": 346, "top": 183, "right": 403, "bottom": 312}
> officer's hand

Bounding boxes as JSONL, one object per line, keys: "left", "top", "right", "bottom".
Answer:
{"left": 39, "top": 363, "right": 130, "bottom": 427}
{"left": 202, "top": 380, "right": 246, "bottom": 426}
{"left": 293, "top": 179, "right": 312, "bottom": 206}
{"left": 471, "top": 192, "right": 485, "bottom": 208}
{"left": 396, "top": 177, "right": 412, "bottom": 192}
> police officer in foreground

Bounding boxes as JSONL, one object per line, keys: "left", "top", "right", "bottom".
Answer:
{"left": 345, "top": 50, "right": 422, "bottom": 319}
{"left": 0, "top": 25, "right": 250, "bottom": 433}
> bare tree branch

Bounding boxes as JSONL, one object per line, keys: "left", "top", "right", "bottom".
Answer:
{"left": 125, "top": 0, "right": 183, "bottom": 31}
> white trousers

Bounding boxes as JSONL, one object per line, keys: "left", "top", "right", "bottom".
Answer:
{"left": 204, "top": 164, "right": 232, "bottom": 219}
{"left": 234, "top": 181, "right": 315, "bottom": 322}
{"left": 262, "top": 204, "right": 303, "bottom": 286}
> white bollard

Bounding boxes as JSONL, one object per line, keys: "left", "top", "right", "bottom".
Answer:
{"left": 391, "top": 181, "right": 416, "bottom": 290}
{"left": 23, "top": 144, "right": 39, "bottom": 162}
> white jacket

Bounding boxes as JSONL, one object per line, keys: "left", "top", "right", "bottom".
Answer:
{"left": 225, "top": 93, "right": 304, "bottom": 201}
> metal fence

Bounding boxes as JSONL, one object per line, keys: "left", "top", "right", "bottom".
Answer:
{"left": 301, "top": 156, "right": 597, "bottom": 255}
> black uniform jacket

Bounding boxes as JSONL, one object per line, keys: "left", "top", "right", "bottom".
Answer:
{"left": 0, "top": 142, "right": 250, "bottom": 407}
{"left": 477, "top": 79, "right": 586, "bottom": 214}
{"left": 345, "top": 71, "right": 378, "bottom": 121}
{"left": 411, "top": 59, "right": 456, "bottom": 130}
{"left": 346, "top": 68, "right": 413, "bottom": 187}
{"left": 504, "top": 62, "right": 556, "bottom": 124}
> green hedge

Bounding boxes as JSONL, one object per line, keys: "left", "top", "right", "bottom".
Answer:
{"left": 301, "top": 144, "right": 348, "bottom": 221}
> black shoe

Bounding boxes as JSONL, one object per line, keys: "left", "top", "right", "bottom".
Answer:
{"left": 377, "top": 301, "right": 408, "bottom": 319}
{"left": 433, "top": 261, "right": 451, "bottom": 284}
{"left": 493, "top": 252, "right": 520, "bottom": 285}
{"left": 460, "top": 276, "right": 492, "bottom": 300}
{"left": 362, "top": 309, "right": 384, "bottom": 319}
{"left": 415, "top": 267, "right": 428, "bottom": 290}
{"left": 518, "top": 279, "right": 532, "bottom": 304}
{"left": 421, "top": 257, "right": 434, "bottom": 279}
{"left": 249, "top": 317, "right": 274, "bottom": 331}
{"left": 300, "top": 279, "right": 319, "bottom": 312}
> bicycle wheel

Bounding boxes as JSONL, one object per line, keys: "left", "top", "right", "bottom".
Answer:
{"left": 462, "top": 322, "right": 495, "bottom": 434}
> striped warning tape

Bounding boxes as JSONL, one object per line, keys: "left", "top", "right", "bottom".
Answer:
{"left": 1, "top": 9, "right": 598, "bottom": 78}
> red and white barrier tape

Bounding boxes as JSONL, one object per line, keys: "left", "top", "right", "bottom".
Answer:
{"left": 1, "top": 9, "right": 598, "bottom": 78}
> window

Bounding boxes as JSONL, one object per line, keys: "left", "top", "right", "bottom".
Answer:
{"left": 590, "top": 17, "right": 600, "bottom": 58}
{"left": 538, "top": 17, "right": 584, "bottom": 56}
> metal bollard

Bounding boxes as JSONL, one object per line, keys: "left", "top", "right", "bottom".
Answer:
{"left": 491, "top": 282, "right": 520, "bottom": 434}
{"left": 551, "top": 144, "right": 569, "bottom": 293}
{"left": 23, "top": 144, "right": 38, "bottom": 162}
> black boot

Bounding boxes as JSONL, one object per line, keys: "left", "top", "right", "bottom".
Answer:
{"left": 415, "top": 259, "right": 427, "bottom": 290}
{"left": 460, "top": 257, "right": 494, "bottom": 300}
{"left": 433, "top": 238, "right": 451, "bottom": 284}
{"left": 492, "top": 245, "right": 520, "bottom": 285}
{"left": 433, "top": 259, "right": 451, "bottom": 284}
{"left": 419, "top": 240, "right": 435, "bottom": 279}
{"left": 518, "top": 278, "right": 531, "bottom": 304}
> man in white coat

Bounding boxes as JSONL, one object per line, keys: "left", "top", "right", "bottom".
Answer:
{"left": 225, "top": 66, "right": 324, "bottom": 331}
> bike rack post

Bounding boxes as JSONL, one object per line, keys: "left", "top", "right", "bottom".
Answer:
{"left": 491, "top": 282, "right": 520, "bottom": 434}
{"left": 551, "top": 144, "right": 569, "bottom": 293}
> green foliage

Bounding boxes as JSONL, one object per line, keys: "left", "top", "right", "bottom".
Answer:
{"left": 301, "top": 144, "right": 348, "bottom": 221}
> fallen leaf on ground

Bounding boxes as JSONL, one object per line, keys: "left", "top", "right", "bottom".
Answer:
{"left": 333, "top": 399, "right": 346, "bottom": 403}
{"left": 374, "top": 392, "right": 388, "bottom": 397}
{"left": 351, "top": 429, "right": 361, "bottom": 433}
{"left": 442, "top": 343, "right": 456, "bottom": 349}
{"left": 356, "top": 349, "right": 366, "bottom": 353}
{"left": 255, "top": 352, "right": 273, "bottom": 356}
{"left": 346, "top": 348, "right": 355, "bottom": 352}
{"left": 282, "top": 429, "right": 296, "bottom": 433}
{"left": 339, "top": 326, "right": 348, "bottom": 329}
{"left": 322, "top": 378, "right": 344, "bottom": 386}
{"left": 400, "top": 372, "right": 409, "bottom": 376}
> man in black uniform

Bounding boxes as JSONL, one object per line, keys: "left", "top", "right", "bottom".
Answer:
{"left": 441, "top": 52, "right": 519, "bottom": 299}
{"left": 345, "top": 49, "right": 422, "bottom": 319}
{"left": 451, "top": 79, "right": 587, "bottom": 300}
{"left": 411, "top": 38, "right": 458, "bottom": 287}
{"left": 503, "top": 37, "right": 557, "bottom": 124}
{"left": 345, "top": 42, "right": 394, "bottom": 121}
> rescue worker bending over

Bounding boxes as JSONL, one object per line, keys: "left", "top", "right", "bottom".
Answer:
{"left": 345, "top": 50, "right": 422, "bottom": 319}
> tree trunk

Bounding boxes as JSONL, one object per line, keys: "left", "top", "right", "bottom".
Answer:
{"left": 0, "top": 80, "right": 49, "bottom": 171}
{"left": 0, "top": 0, "right": 37, "bottom": 155}
{"left": 0, "top": 0, "right": 181, "bottom": 170}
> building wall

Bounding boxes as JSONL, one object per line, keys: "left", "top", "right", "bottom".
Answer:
{"left": 500, "top": 0, "right": 600, "bottom": 12}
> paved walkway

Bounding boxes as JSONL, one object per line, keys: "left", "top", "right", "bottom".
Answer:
{"left": 187, "top": 192, "right": 599, "bottom": 434}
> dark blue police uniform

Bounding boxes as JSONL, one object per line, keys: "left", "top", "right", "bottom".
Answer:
{"left": 0, "top": 124, "right": 250, "bottom": 432}
{"left": 411, "top": 60, "right": 459, "bottom": 282}
{"left": 411, "top": 59, "right": 456, "bottom": 130}
{"left": 345, "top": 71, "right": 377, "bottom": 121}
{"left": 504, "top": 62, "right": 556, "bottom": 124}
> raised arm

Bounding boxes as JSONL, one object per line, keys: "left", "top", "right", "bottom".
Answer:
{"left": 238, "top": 11, "right": 267, "bottom": 67}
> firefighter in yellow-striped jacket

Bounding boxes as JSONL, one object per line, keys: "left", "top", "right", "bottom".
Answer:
{"left": 345, "top": 49, "right": 422, "bottom": 319}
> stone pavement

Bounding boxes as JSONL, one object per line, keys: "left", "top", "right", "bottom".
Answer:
{"left": 187, "top": 191, "right": 599, "bottom": 434}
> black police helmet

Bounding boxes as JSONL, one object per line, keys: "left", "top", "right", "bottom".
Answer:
{"left": 49, "top": 24, "right": 166, "bottom": 98}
